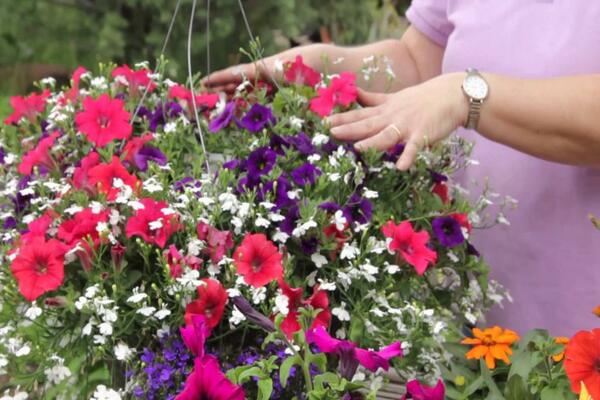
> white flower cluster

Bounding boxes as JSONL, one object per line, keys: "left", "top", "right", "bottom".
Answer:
{"left": 76, "top": 285, "right": 119, "bottom": 345}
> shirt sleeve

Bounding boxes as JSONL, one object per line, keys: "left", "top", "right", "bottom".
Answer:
{"left": 405, "top": 0, "right": 453, "bottom": 47}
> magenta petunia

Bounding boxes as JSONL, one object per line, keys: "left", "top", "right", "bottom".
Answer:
{"left": 401, "top": 379, "right": 445, "bottom": 400}
{"left": 75, "top": 94, "right": 133, "bottom": 147}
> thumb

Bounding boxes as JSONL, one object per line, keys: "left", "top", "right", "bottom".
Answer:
{"left": 357, "top": 88, "right": 388, "bottom": 107}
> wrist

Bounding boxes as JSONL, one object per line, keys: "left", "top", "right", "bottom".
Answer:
{"left": 449, "top": 72, "right": 470, "bottom": 128}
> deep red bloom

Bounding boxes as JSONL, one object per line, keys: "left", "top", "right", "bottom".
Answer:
{"left": 309, "top": 72, "right": 358, "bottom": 117}
{"left": 112, "top": 64, "right": 156, "bottom": 94}
{"left": 185, "top": 278, "right": 228, "bottom": 328}
{"left": 87, "top": 156, "right": 139, "bottom": 201}
{"left": 278, "top": 279, "right": 331, "bottom": 339}
{"left": 73, "top": 152, "right": 101, "bottom": 193}
{"left": 10, "top": 237, "right": 67, "bottom": 301}
{"left": 233, "top": 233, "right": 283, "bottom": 287}
{"left": 18, "top": 131, "right": 60, "bottom": 175}
{"left": 323, "top": 223, "right": 351, "bottom": 261}
{"left": 432, "top": 182, "right": 449, "bottom": 203}
{"left": 197, "top": 221, "right": 233, "bottom": 264}
{"left": 75, "top": 94, "right": 132, "bottom": 147}
{"left": 57, "top": 208, "right": 109, "bottom": 249}
{"left": 165, "top": 245, "right": 202, "bottom": 278}
{"left": 381, "top": 221, "right": 437, "bottom": 275}
{"left": 565, "top": 328, "right": 600, "bottom": 400}
{"left": 284, "top": 55, "right": 321, "bottom": 87}
{"left": 61, "top": 66, "right": 88, "bottom": 104}
{"left": 169, "top": 84, "right": 219, "bottom": 111}
{"left": 451, "top": 213, "right": 472, "bottom": 233}
{"left": 125, "top": 198, "right": 181, "bottom": 248}
{"left": 4, "top": 89, "right": 50, "bottom": 125}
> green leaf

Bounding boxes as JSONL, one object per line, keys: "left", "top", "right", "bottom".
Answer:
{"left": 504, "top": 374, "right": 532, "bottom": 400}
{"left": 257, "top": 377, "right": 274, "bottom": 400}
{"left": 280, "top": 355, "right": 301, "bottom": 388}
{"left": 480, "top": 360, "right": 505, "bottom": 400}
{"left": 237, "top": 366, "right": 263, "bottom": 384}
{"left": 540, "top": 387, "right": 569, "bottom": 400}
{"left": 313, "top": 372, "right": 340, "bottom": 390}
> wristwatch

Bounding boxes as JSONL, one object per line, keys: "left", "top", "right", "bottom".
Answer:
{"left": 461, "top": 68, "right": 489, "bottom": 130}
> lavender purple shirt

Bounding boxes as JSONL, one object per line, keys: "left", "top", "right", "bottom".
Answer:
{"left": 406, "top": 0, "right": 600, "bottom": 336}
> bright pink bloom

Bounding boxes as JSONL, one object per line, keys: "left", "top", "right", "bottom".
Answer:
{"left": 169, "top": 84, "right": 219, "bottom": 111}
{"left": 125, "top": 198, "right": 181, "bottom": 248}
{"left": 284, "top": 55, "right": 321, "bottom": 87}
{"left": 180, "top": 315, "right": 211, "bottom": 358}
{"left": 184, "top": 278, "right": 228, "bottom": 328}
{"left": 4, "top": 89, "right": 50, "bottom": 125}
{"left": 18, "top": 131, "right": 60, "bottom": 175}
{"left": 10, "top": 237, "right": 67, "bottom": 301}
{"left": 278, "top": 279, "right": 331, "bottom": 339}
{"left": 165, "top": 245, "right": 202, "bottom": 278}
{"left": 196, "top": 221, "right": 233, "bottom": 264}
{"left": 233, "top": 233, "right": 283, "bottom": 287}
{"left": 112, "top": 64, "right": 156, "bottom": 94}
{"left": 176, "top": 356, "right": 245, "bottom": 400}
{"left": 87, "top": 156, "right": 139, "bottom": 201}
{"left": 75, "top": 94, "right": 132, "bottom": 147}
{"left": 381, "top": 221, "right": 437, "bottom": 275}
{"left": 309, "top": 72, "right": 358, "bottom": 117}
{"left": 62, "top": 66, "right": 88, "bottom": 104}
{"left": 306, "top": 326, "right": 403, "bottom": 378}
{"left": 72, "top": 152, "right": 101, "bottom": 193}
{"left": 57, "top": 208, "right": 109, "bottom": 249}
{"left": 401, "top": 379, "right": 445, "bottom": 400}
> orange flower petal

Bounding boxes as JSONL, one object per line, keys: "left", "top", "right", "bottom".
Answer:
{"left": 485, "top": 352, "right": 496, "bottom": 369}
{"left": 466, "top": 345, "right": 489, "bottom": 360}
{"left": 461, "top": 338, "right": 482, "bottom": 345}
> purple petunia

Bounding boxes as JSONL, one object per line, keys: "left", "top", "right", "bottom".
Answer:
{"left": 382, "top": 143, "right": 405, "bottom": 163}
{"left": 269, "top": 134, "right": 291, "bottom": 155}
{"left": 134, "top": 146, "right": 167, "bottom": 172}
{"left": 342, "top": 194, "right": 373, "bottom": 225}
{"left": 246, "top": 146, "right": 277, "bottom": 177}
{"left": 209, "top": 102, "right": 236, "bottom": 132}
{"left": 431, "top": 216, "right": 465, "bottom": 248}
{"left": 239, "top": 103, "right": 276, "bottom": 132}
{"left": 287, "top": 132, "right": 316, "bottom": 155}
{"left": 291, "top": 163, "right": 321, "bottom": 186}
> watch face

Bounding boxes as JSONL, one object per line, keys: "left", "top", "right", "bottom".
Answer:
{"left": 463, "top": 74, "right": 488, "bottom": 101}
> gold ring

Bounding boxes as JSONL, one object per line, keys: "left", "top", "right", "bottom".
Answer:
{"left": 389, "top": 124, "right": 402, "bottom": 138}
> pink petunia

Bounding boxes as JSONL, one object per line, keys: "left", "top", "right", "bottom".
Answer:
{"left": 87, "top": 156, "right": 139, "bottom": 201}
{"left": 18, "top": 131, "right": 60, "bottom": 175}
{"left": 75, "top": 94, "right": 133, "bottom": 147}
{"left": 233, "top": 233, "right": 283, "bottom": 287}
{"left": 277, "top": 279, "right": 331, "bottom": 340}
{"left": 4, "top": 89, "right": 50, "bottom": 125}
{"left": 309, "top": 72, "right": 358, "bottom": 117}
{"left": 381, "top": 220, "right": 437, "bottom": 275}
{"left": 112, "top": 64, "right": 156, "bottom": 94}
{"left": 401, "top": 379, "right": 445, "bottom": 400}
{"left": 125, "top": 198, "right": 181, "bottom": 248}
{"left": 284, "top": 55, "right": 321, "bottom": 87}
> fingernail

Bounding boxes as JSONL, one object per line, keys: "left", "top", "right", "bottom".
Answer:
{"left": 330, "top": 127, "right": 339, "bottom": 136}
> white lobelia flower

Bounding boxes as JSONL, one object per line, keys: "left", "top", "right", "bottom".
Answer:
{"left": 292, "top": 219, "right": 317, "bottom": 237}
{"left": 384, "top": 262, "right": 400, "bottom": 275}
{"left": 251, "top": 287, "right": 267, "bottom": 305}
{"left": 64, "top": 205, "right": 84, "bottom": 215}
{"left": 114, "top": 343, "right": 134, "bottom": 361}
{"left": 148, "top": 218, "right": 163, "bottom": 230}
{"left": 229, "top": 306, "right": 246, "bottom": 326}
{"left": 340, "top": 242, "right": 360, "bottom": 260}
{"left": 332, "top": 302, "right": 351, "bottom": 321}
{"left": 24, "top": 305, "right": 42, "bottom": 320}
{"left": 45, "top": 363, "right": 72, "bottom": 385}
{"left": 154, "top": 308, "right": 171, "bottom": 320}
{"left": 317, "top": 279, "right": 336, "bottom": 291}
{"left": 255, "top": 215, "right": 270, "bottom": 228}
{"left": 218, "top": 192, "right": 239, "bottom": 212}
{"left": 164, "top": 121, "right": 177, "bottom": 133}
{"left": 126, "top": 288, "right": 147, "bottom": 304}
{"left": 311, "top": 253, "right": 327, "bottom": 268}
{"left": 333, "top": 210, "right": 347, "bottom": 231}
{"left": 273, "top": 292, "right": 289, "bottom": 316}
{"left": 311, "top": 133, "right": 329, "bottom": 146}
{"left": 98, "top": 322, "right": 113, "bottom": 336}
{"left": 363, "top": 188, "right": 379, "bottom": 199}
{"left": 272, "top": 229, "right": 289, "bottom": 244}
{"left": 137, "top": 306, "right": 157, "bottom": 317}
{"left": 289, "top": 116, "right": 304, "bottom": 130}
{"left": 90, "top": 384, "right": 122, "bottom": 400}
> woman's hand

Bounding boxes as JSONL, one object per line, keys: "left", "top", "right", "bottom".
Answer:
{"left": 202, "top": 54, "right": 286, "bottom": 93}
{"left": 327, "top": 73, "right": 468, "bottom": 170}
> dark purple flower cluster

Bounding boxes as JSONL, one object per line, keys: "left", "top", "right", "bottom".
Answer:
{"left": 139, "top": 102, "right": 183, "bottom": 132}
{"left": 130, "top": 332, "right": 193, "bottom": 400}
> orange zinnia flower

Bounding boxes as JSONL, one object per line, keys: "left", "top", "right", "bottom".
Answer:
{"left": 552, "top": 336, "right": 570, "bottom": 362}
{"left": 461, "top": 326, "right": 519, "bottom": 369}
{"left": 592, "top": 305, "right": 600, "bottom": 318}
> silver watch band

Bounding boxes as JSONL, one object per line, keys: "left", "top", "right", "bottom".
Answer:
{"left": 465, "top": 98, "right": 483, "bottom": 130}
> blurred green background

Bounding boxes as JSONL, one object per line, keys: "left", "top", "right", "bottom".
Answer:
{"left": 0, "top": 0, "right": 410, "bottom": 118}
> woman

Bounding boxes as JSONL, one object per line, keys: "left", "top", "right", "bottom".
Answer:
{"left": 205, "top": 1, "right": 600, "bottom": 336}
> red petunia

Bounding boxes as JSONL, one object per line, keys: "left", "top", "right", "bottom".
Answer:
{"left": 10, "top": 236, "right": 67, "bottom": 301}
{"left": 432, "top": 181, "right": 450, "bottom": 204}
{"left": 564, "top": 328, "right": 600, "bottom": 400}
{"left": 381, "top": 221, "right": 437, "bottom": 275}
{"left": 233, "top": 233, "right": 283, "bottom": 287}
{"left": 122, "top": 133, "right": 154, "bottom": 161}
{"left": 18, "top": 131, "right": 60, "bottom": 175}
{"left": 57, "top": 208, "right": 109, "bottom": 249}
{"left": 87, "top": 156, "right": 139, "bottom": 201}
{"left": 323, "top": 223, "right": 351, "bottom": 261}
{"left": 125, "top": 198, "right": 181, "bottom": 248}
{"left": 4, "top": 89, "right": 50, "bottom": 125}
{"left": 75, "top": 94, "right": 133, "bottom": 147}
{"left": 309, "top": 72, "right": 358, "bottom": 117}
{"left": 169, "top": 84, "right": 219, "bottom": 111}
{"left": 197, "top": 221, "right": 234, "bottom": 264}
{"left": 185, "top": 278, "right": 228, "bottom": 328}
{"left": 112, "top": 64, "right": 156, "bottom": 94}
{"left": 165, "top": 245, "right": 202, "bottom": 278}
{"left": 61, "top": 66, "right": 88, "bottom": 105}
{"left": 278, "top": 279, "right": 331, "bottom": 339}
{"left": 284, "top": 55, "right": 321, "bottom": 87}
{"left": 73, "top": 152, "right": 102, "bottom": 193}
{"left": 451, "top": 213, "right": 472, "bottom": 233}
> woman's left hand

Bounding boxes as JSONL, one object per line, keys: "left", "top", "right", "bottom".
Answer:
{"left": 327, "top": 73, "right": 468, "bottom": 170}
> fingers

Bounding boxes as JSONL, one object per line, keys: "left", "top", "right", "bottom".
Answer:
{"left": 396, "top": 139, "right": 420, "bottom": 171}
{"left": 202, "top": 63, "right": 255, "bottom": 88}
{"left": 326, "top": 107, "right": 378, "bottom": 128}
{"left": 330, "top": 116, "right": 388, "bottom": 142}
{"left": 357, "top": 88, "right": 388, "bottom": 107}
{"left": 355, "top": 124, "right": 407, "bottom": 152}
